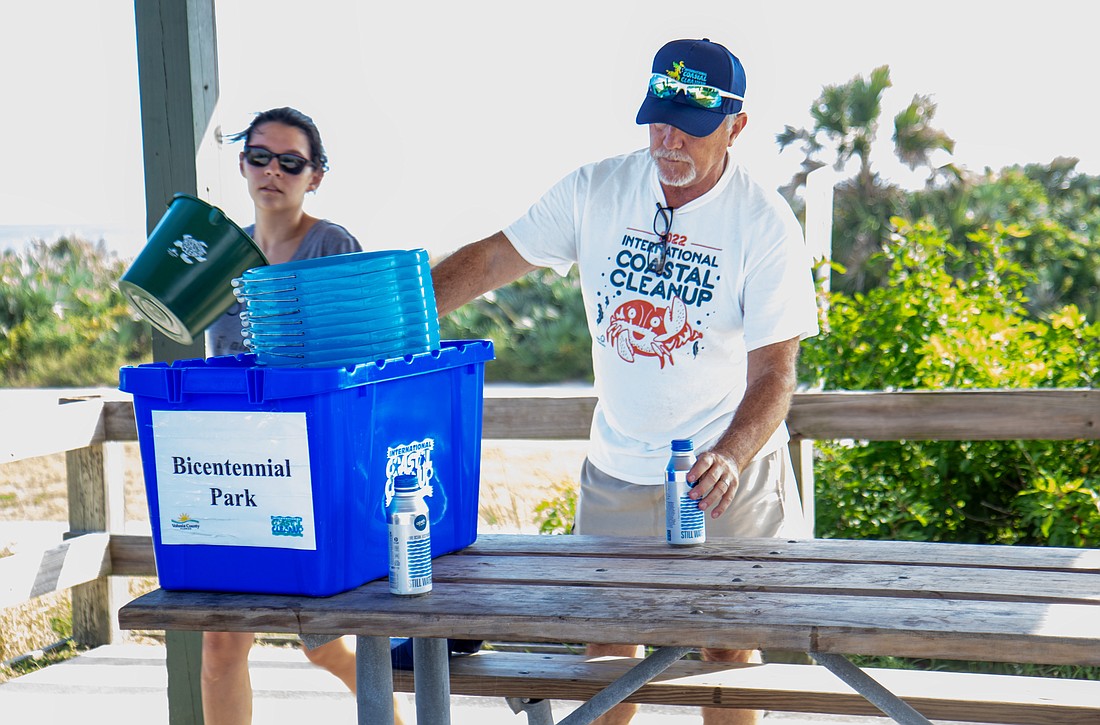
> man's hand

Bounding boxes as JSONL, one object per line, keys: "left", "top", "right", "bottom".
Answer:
{"left": 687, "top": 449, "right": 740, "bottom": 518}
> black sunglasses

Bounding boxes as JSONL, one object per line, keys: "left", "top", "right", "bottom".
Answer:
{"left": 242, "top": 145, "right": 312, "bottom": 175}
{"left": 648, "top": 203, "right": 674, "bottom": 274}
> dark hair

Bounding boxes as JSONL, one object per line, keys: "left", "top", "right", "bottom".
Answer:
{"left": 227, "top": 107, "right": 329, "bottom": 171}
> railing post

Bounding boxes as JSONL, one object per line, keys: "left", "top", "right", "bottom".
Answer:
{"left": 66, "top": 441, "right": 127, "bottom": 646}
{"left": 788, "top": 437, "right": 816, "bottom": 538}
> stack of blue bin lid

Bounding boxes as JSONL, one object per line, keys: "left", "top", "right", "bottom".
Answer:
{"left": 232, "top": 249, "right": 440, "bottom": 367}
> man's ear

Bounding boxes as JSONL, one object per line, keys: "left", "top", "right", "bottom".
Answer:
{"left": 728, "top": 113, "right": 749, "bottom": 146}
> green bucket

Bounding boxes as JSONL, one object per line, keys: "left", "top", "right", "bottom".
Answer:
{"left": 120, "top": 193, "right": 267, "bottom": 345}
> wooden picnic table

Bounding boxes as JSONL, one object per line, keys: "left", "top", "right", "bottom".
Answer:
{"left": 117, "top": 534, "right": 1100, "bottom": 725}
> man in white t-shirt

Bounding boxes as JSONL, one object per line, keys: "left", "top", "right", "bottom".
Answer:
{"left": 431, "top": 38, "right": 818, "bottom": 725}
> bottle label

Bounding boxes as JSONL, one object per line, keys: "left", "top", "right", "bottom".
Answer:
{"left": 389, "top": 516, "right": 432, "bottom": 595}
{"left": 666, "top": 470, "right": 706, "bottom": 545}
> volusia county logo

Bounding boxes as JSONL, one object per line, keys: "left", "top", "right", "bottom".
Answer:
{"left": 168, "top": 234, "right": 209, "bottom": 264}
{"left": 606, "top": 296, "right": 702, "bottom": 368}
{"left": 170, "top": 512, "right": 200, "bottom": 531}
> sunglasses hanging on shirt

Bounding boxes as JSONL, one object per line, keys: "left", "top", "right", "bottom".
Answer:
{"left": 648, "top": 203, "right": 674, "bottom": 275}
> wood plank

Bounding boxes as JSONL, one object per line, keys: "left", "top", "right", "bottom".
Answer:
{"left": 108, "top": 534, "right": 157, "bottom": 576}
{"left": 103, "top": 533, "right": 1100, "bottom": 606}
{"left": 1, "top": 399, "right": 106, "bottom": 464}
{"left": 68, "top": 444, "right": 123, "bottom": 646}
{"left": 430, "top": 554, "right": 1100, "bottom": 605}
{"left": 460, "top": 534, "right": 1100, "bottom": 571}
{"left": 103, "top": 400, "right": 139, "bottom": 443}
{"left": 392, "top": 652, "right": 1100, "bottom": 725}
{"left": 94, "top": 388, "right": 1100, "bottom": 446}
{"left": 105, "top": 390, "right": 596, "bottom": 443}
{"left": 117, "top": 580, "right": 1100, "bottom": 666}
{"left": 480, "top": 388, "right": 1100, "bottom": 442}
{"left": 479, "top": 388, "right": 1100, "bottom": 442}
{"left": 481, "top": 394, "right": 596, "bottom": 440}
{"left": 0, "top": 533, "right": 111, "bottom": 607}
{"left": 787, "top": 389, "right": 1100, "bottom": 441}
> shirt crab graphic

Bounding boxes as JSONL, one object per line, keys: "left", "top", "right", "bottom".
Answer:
{"left": 169, "top": 234, "right": 208, "bottom": 264}
{"left": 605, "top": 296, "right": 702, "bottom": 368}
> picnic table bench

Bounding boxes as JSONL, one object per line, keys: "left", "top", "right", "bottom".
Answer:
{"left": 119, "top": 533, "right": 1100, "bottom": 725}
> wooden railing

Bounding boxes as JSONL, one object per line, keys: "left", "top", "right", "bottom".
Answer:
{"left": 2, "top": 387, "right": 1098, "bottom": 649}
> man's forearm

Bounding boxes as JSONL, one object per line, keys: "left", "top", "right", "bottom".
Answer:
{"left": 711, "top": 338, "right": 800, "bottom": 473}
{"left": 711, "top": 367, "right": 796, "bottom": 473}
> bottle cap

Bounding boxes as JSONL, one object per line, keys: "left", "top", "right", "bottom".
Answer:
{"left": 671, "top": 439, "right": 694, "bottom": 452}
{"left": 394, "top": 474, "right": 420, "bottom": 492}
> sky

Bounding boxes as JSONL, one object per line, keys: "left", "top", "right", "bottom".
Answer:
{"left": 2, "top": 0, "right": 1097, "bottom": 261}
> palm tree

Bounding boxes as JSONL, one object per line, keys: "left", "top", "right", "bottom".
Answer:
{"left": 777, "top": 66, "right": 956, "bottom": 294}
{"left": 775, "top": 125, "right": 825, "bottom": 203}
{"left": 778, "top": 65, "right": 892, "bottom": 198}
{"left": 893, "top": 94, "right": 956, "bottom": 180}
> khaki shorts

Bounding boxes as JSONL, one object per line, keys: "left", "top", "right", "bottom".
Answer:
{"left": 574, "top": 447, "right": 809, "bottom": 539}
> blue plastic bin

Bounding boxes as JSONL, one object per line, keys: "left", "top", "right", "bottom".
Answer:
{"left": 119, "top": 339, "right": 494, "bottom": 596}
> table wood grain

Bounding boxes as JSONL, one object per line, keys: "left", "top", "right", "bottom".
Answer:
{"left": 119, "top": 534, "right": 1100, "bottom": 667}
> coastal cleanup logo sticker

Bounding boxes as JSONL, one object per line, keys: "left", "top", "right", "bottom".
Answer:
{"left": 170, "top": 512, "right": 201, "bottom": 531}
{"left": 385, "top": 438, "right": 436, "bottom": 506}
{"left": 168, "top": 234, "right": 208, "bottom": 264}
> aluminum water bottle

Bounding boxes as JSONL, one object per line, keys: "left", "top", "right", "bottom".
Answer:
{"left": 387, "top": 474, "right": 432, "bottom": 595}
{"left": 665, "top": 438, "right": 705, "bottom": 545}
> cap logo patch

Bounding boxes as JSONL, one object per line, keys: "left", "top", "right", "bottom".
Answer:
{"left": 666, "top": 60, "right": 709, "bottom": 85}
{"left": 680, "top": 66, "right": 708, "bottom": 85}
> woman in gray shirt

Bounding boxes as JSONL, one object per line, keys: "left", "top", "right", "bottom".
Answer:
{"left": 205, "top": 106, "right": 361, "bottom": 358}
{"left": 200, "top": 107, "right": 397, "bottom": 725}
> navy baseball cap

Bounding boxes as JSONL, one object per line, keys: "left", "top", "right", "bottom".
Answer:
{"left": 636, "top": 38, "right": 746, "bottom": 138}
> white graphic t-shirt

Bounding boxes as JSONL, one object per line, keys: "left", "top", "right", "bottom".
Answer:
{"left": 505, "top": 149, "right": 819, "bottom": 484}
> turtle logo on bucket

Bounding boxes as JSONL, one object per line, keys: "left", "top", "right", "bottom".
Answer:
{"left": 170, "top": 513, "right": 200, "bottom": 531}
{"left": 168, "top": 234, "right": 208, "bottom": 264}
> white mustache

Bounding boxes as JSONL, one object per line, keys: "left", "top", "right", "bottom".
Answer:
{"left": 652, "top": 149, "right": 693, "bottom": 164}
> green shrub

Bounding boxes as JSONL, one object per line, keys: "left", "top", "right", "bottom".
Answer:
{"left": 532, "top": 481, "right": 577, "bottom": 535}
{"left": 0, "top": 237, "right": 151, "bottom": 387}
{"left": 439, "top": 266, "right": 592, "bottom": 383}
{"left": 804, "top": 218, "right": 1100, "bottom": 545}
